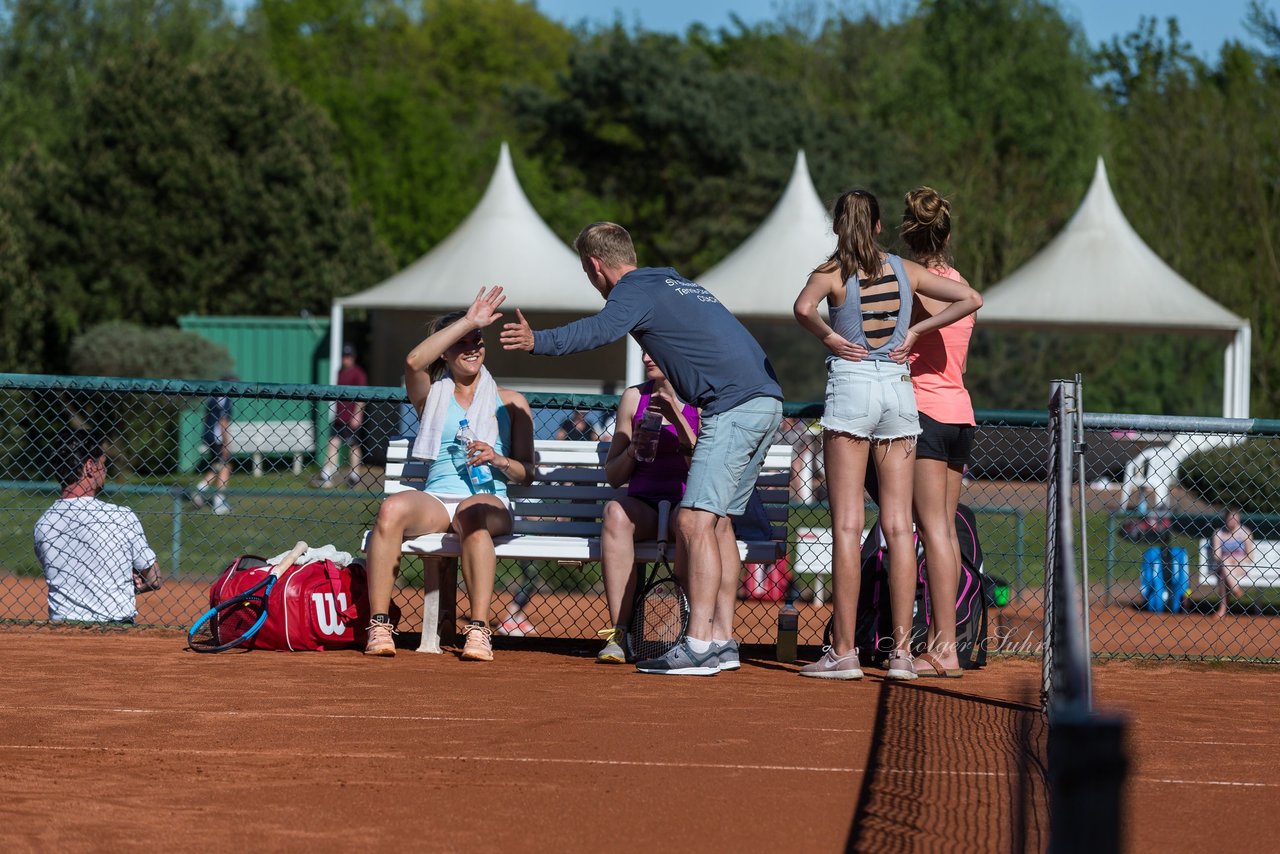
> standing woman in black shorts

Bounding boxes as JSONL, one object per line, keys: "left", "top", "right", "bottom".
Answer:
{"left": 900, "top": 187, "right": 977, "bottom": 677}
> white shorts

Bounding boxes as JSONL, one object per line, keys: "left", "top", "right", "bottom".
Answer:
{"left": 424, "top": 492, "right": 513, "bottom": 525}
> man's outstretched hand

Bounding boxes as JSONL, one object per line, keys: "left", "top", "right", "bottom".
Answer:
{"left": 500, "top": 309, "right": 535, "bottom": 351}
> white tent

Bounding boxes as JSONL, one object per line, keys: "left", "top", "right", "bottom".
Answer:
{"left": 698, "top": 150, "right": 835, "bottom": 316}
{"left": 979, "top": 158, "right": 1251, "bottom": 418}
{"left": 329, "top": 142, "right": 632, "bottom": 390}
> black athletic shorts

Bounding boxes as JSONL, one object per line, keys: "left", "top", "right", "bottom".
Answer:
{"left": 915, "top": 412, "right": 975, "bottom": 467}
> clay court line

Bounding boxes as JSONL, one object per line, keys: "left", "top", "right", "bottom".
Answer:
{"left": 10, "top": 705, "right": 502, "bottom": 723}
{"left": 8, "top": 741, "right": 1271, "bottom": 787}
{"left": 9, "top": 705, "right": 867, "bottom": 733}
{"left": 1133, "top": 778, "right": 1277, "bottom": 788}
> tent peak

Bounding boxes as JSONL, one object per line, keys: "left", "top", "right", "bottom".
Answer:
{"left": 697, "top": 150, "right": 834, "bottom": 315}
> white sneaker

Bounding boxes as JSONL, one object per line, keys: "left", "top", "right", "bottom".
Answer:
{"left": 212, "top": 495, "right": 232, "bottom": 516}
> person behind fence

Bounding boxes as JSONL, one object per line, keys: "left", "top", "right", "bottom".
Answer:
{"left": 500, "top": 221, "right": 783, "bottom": 677}
{"left": 313, "top": 343, "right": 368, "bottom": 488}
{"left": 34, "top": 429, "right": 163, "bottom": 623}
{"left": 792, "top": 188, "right": 981, "bottom": 681}
{"left": 596, "top": 352, "right": 701, "bottom": 664}
{"left": 555, "top": 409, "right": 599, "bottom": 442}
{"left": 1212, "top": 508, "right": 1255, "bottom": 618}
{"left": 900, "top": 186, "right": 977, "bottom": 678}
{"left": 363, "top": 287, "right": 535, "bottom": 661}
{"left": 190, "top": 375, "right": 236, "bottom": 515}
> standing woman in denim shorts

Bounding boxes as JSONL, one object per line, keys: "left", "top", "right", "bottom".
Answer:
{"left": 900, "top": 187, "right": 977, "bottom": 677}
{"left": 793, "top": 189, "right": 981, "bottom": 680}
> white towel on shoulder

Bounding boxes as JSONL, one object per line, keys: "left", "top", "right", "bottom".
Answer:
{"left": 411, "top": 368, "right": 500, "bottom": 461}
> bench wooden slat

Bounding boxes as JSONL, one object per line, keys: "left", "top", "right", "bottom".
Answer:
{"left": 384, "top": 531, "right": 784, "bottom": 564}
{"left": 510, "top": 484, "right": 621, "bottom": 501}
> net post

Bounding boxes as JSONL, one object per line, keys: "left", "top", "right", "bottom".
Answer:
{"left": 1048, "top": 711, "right": 1128, "bottom": 854}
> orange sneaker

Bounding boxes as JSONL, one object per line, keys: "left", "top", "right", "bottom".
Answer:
{"left": 364, "top": 620, "right": 397, "bottom": 656}
{"left": 460, "top": 623, "right": 494, "bottom": 661}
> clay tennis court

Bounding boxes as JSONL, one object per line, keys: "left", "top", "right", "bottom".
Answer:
{"left": 2, "top": 629, "right": 1274, "bottom": 852}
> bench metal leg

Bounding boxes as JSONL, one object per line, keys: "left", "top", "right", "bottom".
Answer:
{"left": 291, "top": 453, "right": 303, "bottom": 475}
{"left": 252, "top": 452, "right": 264, "bottom": 477}
{"left": 416, "top": 556, "right": 458, "bottom": 654}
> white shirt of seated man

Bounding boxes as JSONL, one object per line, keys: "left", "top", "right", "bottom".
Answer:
{"left": 34, "top": 435, "right": 161, "bottom": 622}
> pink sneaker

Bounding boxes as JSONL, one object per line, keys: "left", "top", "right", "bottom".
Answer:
{"left": 364, "top": 621, "right": 397, "bottom": 657}
{"left": 460, "top": 623, "right": 494, "bottom": 661}
{"left": 886, "top": 650, "right": 918, "bottom": 680}
{"left": 798, "top": 647, "right": 863, "bottom": 680}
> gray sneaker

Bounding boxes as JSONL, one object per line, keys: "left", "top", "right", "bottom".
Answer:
{"left": 713, "top": 639, "right": 741, "bottom": 672}
{"left": 635, "top": 640, "right": 720, "bottom": 676}
{"left": 798, "top": 646, "right": 864, "bottom": 680}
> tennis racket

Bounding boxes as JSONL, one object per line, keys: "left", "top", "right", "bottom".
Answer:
{"left": 187, "top": 540, "right": 308, "bottom": 653}
{"left": 627, "top": 501, "right": 689, "bottom": 662}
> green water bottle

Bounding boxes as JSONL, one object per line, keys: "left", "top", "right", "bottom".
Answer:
{"left": 776, "top": 600, "right": 798, "bottom": 663}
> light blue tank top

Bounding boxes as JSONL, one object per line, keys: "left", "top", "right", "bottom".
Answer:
{"left": 827, "top": 254, "right": 912, "bottom": 363}
{"left": 424, "top": 396, "right": 512, "bottom": 497}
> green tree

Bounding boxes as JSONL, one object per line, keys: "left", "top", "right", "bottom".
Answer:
{"left": 255, "top": 0, "right": 575, "bottom": 265}
{"left": 0, "top": 0, "right": 239, "bottom": 159}
{"left": 4, "top": 42, "right": 394, "bottom": 371}
{"left": 512, "top": 26, "right": 824, "bottom": 273}
{"left": 1097, "top": 15, "right": 1280, "bottom": 416}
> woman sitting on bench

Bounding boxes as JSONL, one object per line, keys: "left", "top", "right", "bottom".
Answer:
{"left": 1212, "top": 508, "right": 1255, "bottom": 619}
{"left": 364, "top": 287, "right": 535, "bottom": 661}
{"left": 596, "top": 353, "right": 702, "bottom": 663}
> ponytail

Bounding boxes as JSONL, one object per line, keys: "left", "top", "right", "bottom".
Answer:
{"left": 820, "top": 189, "right": 885, "bottom": 284}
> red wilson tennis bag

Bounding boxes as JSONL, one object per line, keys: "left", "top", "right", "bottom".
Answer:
{"left": 207, "top": 556, "right": 390, "bottom": 651}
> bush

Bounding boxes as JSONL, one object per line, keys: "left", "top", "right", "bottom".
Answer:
{"left": 1181, "top": 441, "right": 1280, "bottom": 515}
{"left": 70, "top": 321, "right": 232, "bottom": 380}
{"left": 62, "top": 322, "right": 234, "bottom": 474}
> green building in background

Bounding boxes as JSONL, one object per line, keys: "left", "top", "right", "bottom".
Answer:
{"left": 176, "top": 316, "right": 331, "bottom": 473}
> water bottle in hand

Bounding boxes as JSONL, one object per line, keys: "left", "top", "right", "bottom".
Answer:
{"left": 455, "top": 419, "right": 493, "bottom": 487}
{"left": 632, "top": 411, "right": 663, "bottom": 463}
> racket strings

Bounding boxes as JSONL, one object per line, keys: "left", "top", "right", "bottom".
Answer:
{"left": 188, "top": 597, "right": 266, "bottom": 652}
{"left": 631, "top": 575, "right": 689, "bottom": 662}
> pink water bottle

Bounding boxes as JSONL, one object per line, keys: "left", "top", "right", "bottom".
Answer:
{"left": 633, "top": 411, "right": 663, "bottom": 463}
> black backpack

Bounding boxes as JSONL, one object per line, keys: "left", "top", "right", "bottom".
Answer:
{"left": 826, "top": 504, "right": 989, "bottom": 670}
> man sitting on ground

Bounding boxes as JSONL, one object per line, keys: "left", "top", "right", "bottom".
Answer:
{"left": 34, "top": 429, "right": 162, "bottom": 623}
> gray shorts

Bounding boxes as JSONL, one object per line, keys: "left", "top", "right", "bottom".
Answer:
{"left": 681, "top": 397, "right": 783, "bottom": 517}
{"left": 821, "top": 359, "right": 922, "bottom": 441}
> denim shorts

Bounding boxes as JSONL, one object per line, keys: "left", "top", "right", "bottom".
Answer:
{"left": 821, "top": 359, "right": 922, "bottom": 441}
{"left": 682, "top": 396, "right": 783, "bottom": 516}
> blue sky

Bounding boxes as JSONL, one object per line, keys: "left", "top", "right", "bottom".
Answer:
{"left": 534, "top": 0, "right": 1264, "bottom": 59}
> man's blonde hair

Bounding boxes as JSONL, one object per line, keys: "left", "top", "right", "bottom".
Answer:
{"left": 574, "top": 222, "right": 637, "bottom": 268}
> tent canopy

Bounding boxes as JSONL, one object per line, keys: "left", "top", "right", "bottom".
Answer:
{"left": 338, "top": 143, "right": 593, "bottom": 312}
{"left": 698, "top": 150, "right": 835, "bottom": 316}
{"left": 979, "top": 157, "right": 1250, "bottom": 417}
{"left": 979, "top": 159, "right": 1244, "bottom": 334}
{"left": 330, "top": 143, "right": 623, "bottom": 388}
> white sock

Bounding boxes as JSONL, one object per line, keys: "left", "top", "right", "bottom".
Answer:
{"left": 321, "top": 467, "right": 335, "bottom": 479}
{"left": 685, "top": 636, "right": 712, "bottom": 654}
{"left": 195, "top": 483, "right": 208, "bottom": 493}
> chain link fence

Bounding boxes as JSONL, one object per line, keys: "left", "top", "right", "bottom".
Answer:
{"left": 2, "top": 374, "right": 1276, "bottom": 661}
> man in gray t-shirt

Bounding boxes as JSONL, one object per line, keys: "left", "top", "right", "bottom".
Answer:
{"left": 34, "top": 430, "right": 162, "bottom": 623}
{"left": 501, "top": 222, "right": 783, "bottom": 676}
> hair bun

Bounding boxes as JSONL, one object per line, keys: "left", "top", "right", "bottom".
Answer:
{"left": 904, "top": 186, "right": 949, "bottom": 227}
